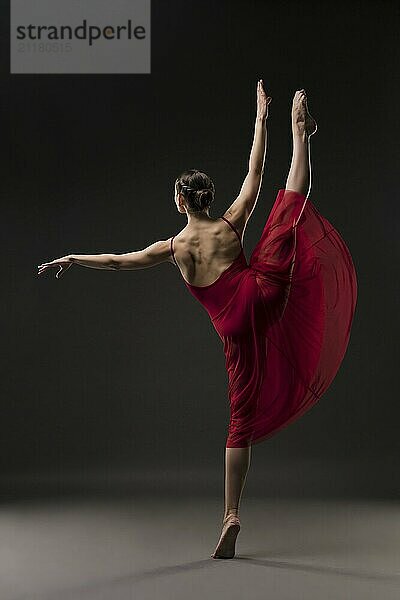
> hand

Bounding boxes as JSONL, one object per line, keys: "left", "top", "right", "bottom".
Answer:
{"left": 256, "top": 79, "right": 272, "bottom": 120}
{"left": 37, "top": 255, "right": 73, "bottom": 279}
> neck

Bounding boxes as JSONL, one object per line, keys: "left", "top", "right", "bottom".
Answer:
{"left": 186, "top": 210, "right": 211, "bottom": 224}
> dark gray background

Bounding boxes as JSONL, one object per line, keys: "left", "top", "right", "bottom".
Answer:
{"left": 1, "top": 1, "right": 398, "bottom": 494}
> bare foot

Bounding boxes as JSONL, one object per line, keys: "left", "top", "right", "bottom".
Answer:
{"left": 211, "top": 514, "right": 241, "bottom": 559}
{"left": 292, "top": 89, "right": 317, "bottom": 138}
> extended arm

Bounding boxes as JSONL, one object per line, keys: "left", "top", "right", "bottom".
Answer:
{"left": 37, "top": 239, "right": 173, "bottom": 278}
{"left": 223, "top": 80, "right": 271, "bottom": 228}
{"left": 238, "top": 115, "right": 267, "bottom": 203}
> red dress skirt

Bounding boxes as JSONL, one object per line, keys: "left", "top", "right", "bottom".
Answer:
{"left": 170, "top": 189, "right": 358, "bottom": 448}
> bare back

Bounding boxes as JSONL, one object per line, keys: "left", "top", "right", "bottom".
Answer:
{"left": 170, "top": 216, "right": 244, "bottom": 287}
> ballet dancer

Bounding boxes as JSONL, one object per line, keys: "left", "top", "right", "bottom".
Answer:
{"left": 37, "top": 82, "right": 357, "bottom": 559}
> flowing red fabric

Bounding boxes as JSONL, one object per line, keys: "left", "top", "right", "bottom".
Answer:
{"left": 171, "top": 189, "right": 358, "bottom": 448}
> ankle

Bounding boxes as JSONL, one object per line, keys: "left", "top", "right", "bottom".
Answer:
{"left": 292, "top": 130, "right": 308, "bottom": 143}
{"left": 224, "top": 507, "right": 239, "bottom": 519}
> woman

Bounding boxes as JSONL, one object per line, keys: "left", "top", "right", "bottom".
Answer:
{"left": 37, "top": 82, "right": 358, "bottom": 559}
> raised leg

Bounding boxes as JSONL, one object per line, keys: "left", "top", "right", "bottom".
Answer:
{"left": 285, "top": 89, "right": 317, "bottom": 198}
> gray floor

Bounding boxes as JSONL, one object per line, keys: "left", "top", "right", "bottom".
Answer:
{"left": 1, "top": 492, "right": 399, "bottom": 600}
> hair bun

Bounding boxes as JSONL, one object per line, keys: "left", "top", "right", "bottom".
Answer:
{"left": 196, "top": 189, "right": 213, "bottom": 209}
{"left": 175, "top": 170, "right": 215, "bottom": 212}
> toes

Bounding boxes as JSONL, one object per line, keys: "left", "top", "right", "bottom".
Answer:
{"left": 293, "top": 90, "right": 307, "bottom": 105}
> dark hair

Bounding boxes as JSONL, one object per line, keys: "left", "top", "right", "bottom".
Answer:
{"left": 175, "top": 169, "right": 215, "bottom": 213}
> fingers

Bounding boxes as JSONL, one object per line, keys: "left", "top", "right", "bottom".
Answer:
{"left": 257, "top": 79, "right": 272, "bottom": 102}
{"left": 294, "top": 89, "right": 306, "bottom": 100}
{"left": 37, "top": 258, "right": 64, "bottom": 275}
{"left": 37, "top": 261, "right": 56, "bottom": 268}
{"left": 36, "top": 261, "right": 69, "bottom": 278}
{"left": 36, "top": 265, "right": 62, "bottom": 278}
{"left": 37, "top": 263, "right": 55, "bottom": 275}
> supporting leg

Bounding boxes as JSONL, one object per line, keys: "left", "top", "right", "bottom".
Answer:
{"left": 285, "top": 89, "right": 317, "bottom": 198}
{"left": 211, "top": 446, "right": 252, "bottom": 558}
{"left": 223, "top": 446, "right": 252, "bottom": 519}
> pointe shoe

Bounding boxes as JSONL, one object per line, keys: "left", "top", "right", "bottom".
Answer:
{"left": 211, "top": 514, "right": 241, "bottom": 559}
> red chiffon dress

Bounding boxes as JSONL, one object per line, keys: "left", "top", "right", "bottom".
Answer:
{"left": 170, "top": 189, "right": 358, "bottom": 448}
